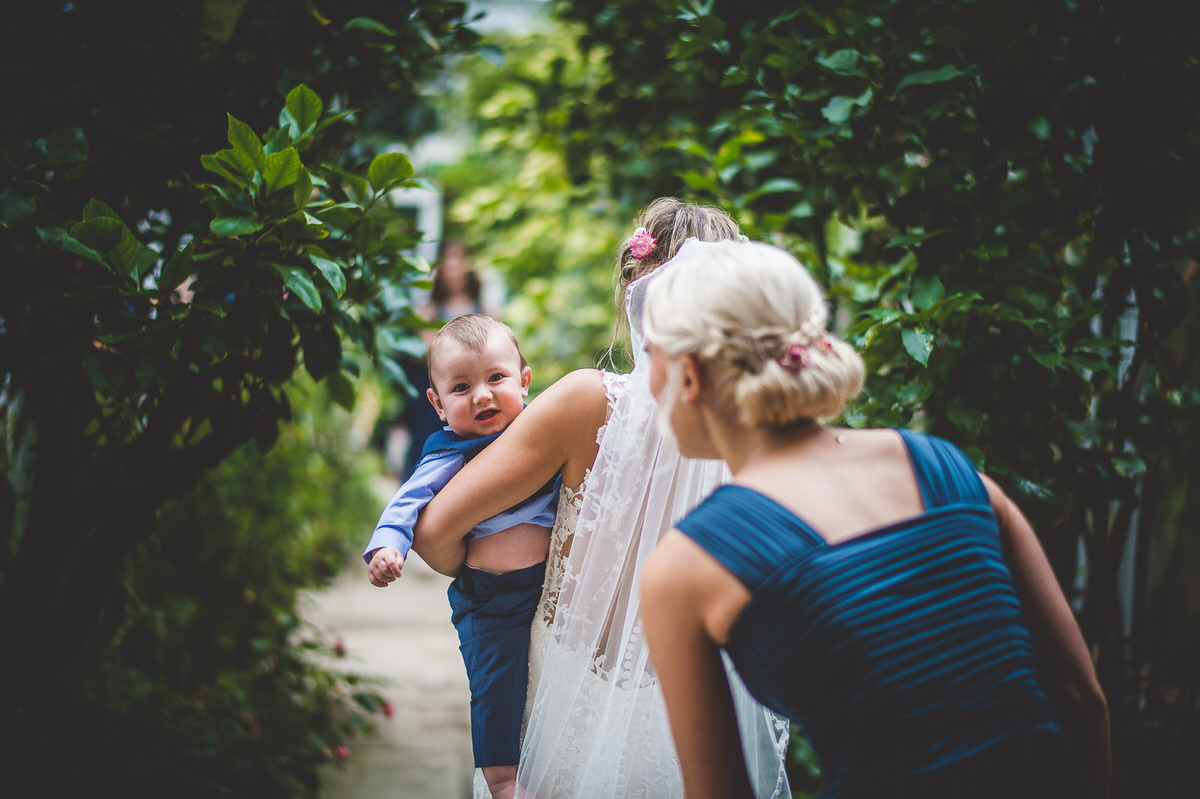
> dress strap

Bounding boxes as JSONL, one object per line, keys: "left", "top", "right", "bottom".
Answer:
{"left": 677, "top": 485, "right": 822, "bottom": 590}
{"left": 897, "top": 429, "right": 990, "bottom": 510}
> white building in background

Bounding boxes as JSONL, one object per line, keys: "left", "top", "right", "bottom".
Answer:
{"left": 468, "top": 0, "right": 552, "bottom": 32}
{"left": 391, "top": 1, "right": 550, "bottom": 264}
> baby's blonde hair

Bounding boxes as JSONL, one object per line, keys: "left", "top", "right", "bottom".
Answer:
{"left": 643, "top": 240, "right": 864, "bottom": 429}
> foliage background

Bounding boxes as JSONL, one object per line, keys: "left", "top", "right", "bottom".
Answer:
{"left": 1, "top": 1, "right": 478, "bottom": 793}
{"left": 2, "top": 0, "right": 1196, "bottom": 795}
{"left": 428, "top": 1, "right": 1199, "bottom": 795}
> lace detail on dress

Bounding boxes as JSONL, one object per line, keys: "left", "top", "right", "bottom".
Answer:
{"left": 535, "top": 369, "right": 623, "bottom": 630}
{"left": 601, "top": 371, "right": 628, "bottom": 421}
{"left": 533, "top": 478, "right": 585, "bottom": 630}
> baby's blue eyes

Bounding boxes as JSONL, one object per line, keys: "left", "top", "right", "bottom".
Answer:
{"left": 450, "top": 374, "right": 506, "bottom": 393}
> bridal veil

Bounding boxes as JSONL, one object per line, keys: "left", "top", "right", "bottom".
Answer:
{"left": 515, "top": 246, "right": 791, "bottom": 797}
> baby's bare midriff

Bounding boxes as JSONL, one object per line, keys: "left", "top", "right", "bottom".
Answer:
{"left": 465, "top": 522, "right": 552, "bottom": 574}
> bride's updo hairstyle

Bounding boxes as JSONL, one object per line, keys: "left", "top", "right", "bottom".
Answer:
{"left": 643, "top": 240, "right": 864, "bottom": 430}
{"left": 617, "top": 197, "right": 743, "bottom": 292}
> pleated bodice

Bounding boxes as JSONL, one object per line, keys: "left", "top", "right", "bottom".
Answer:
{"left": 676, "top": 430, "right": 1088, "bottom": 798}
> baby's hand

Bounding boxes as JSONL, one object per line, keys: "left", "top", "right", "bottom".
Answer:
{"left": 367, "top": 547, "right": 405, "bottom": 587}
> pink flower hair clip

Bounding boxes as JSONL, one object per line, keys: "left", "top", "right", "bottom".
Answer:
{"left": 778, "top": 343, "right": 811, "bottom": 371}
{"left": 629, "top": 227, "right": 657, "bottom": 259}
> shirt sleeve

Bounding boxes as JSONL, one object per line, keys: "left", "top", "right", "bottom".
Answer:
{"left": 362, "top": 452, "right": 464, "bottom": 563}
{"left": 468, "top": 476, "right": 562, "bottom": 537}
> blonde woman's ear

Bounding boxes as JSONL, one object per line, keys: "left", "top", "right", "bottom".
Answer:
{"left": 680, "top": 354, "right": 702, "bottom": 405}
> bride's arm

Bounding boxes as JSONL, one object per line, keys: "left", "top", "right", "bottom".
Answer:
{"left": 412, "top": 368, "right": 609, "bottom": 576}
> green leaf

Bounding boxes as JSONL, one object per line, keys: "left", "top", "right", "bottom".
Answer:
{"left": 263, "top": 148, "right": 302, "bottom": 193}
{"left": 81, "top": 352, "right": 124, "bottom": 394}
{"left": 159, "top": 241, "right": 194, "bottom": 292}
{"left": 894, "top": 64, "right": 964, "bottom": 94}
{"left": 910, "top": 274, "right": 945, "bottom": 311}
{"left": 315, "top": 202, "right": 364, "bottom": 230}
{"left": 210, "top": 216, "right": 264, "bottom": 237}
{"left": 309, "top": 254, "right": 346, "bottom": 297}
{"left": 344, "top": 17, "right": 398, "bottom": 36}
{"left": 886, "top": 229, "right": 951, "bottom": 248}
{"left": 946, "top": 400, "right": 984, "bottom": 437}
{"left": 368, "top": 152, "right": 414, "bottom": 193}
{"left": 1013, "top": 477, "right": 1055, "bottom": 503}
{"left": 817, "top": 49, "right": 868, "bottom": 77}
{"left": 901, "top": 326, "right": 934, "bottom": 366}
{"left": 227, "top": 113, "right": 266, "bottom": 172}
{"left": 82, "top": 199, "right": 122, "bottom": 222}
{"left": 477, "top": 44, "right": 505, "bottom": 66}
{"left": 1, "top": 188, "right": 38, "bottom": 226}
{"left": 314, "top": 110, "right": 356, "bottom": 134}
{"left": 35, "top": 128, "right": 89, "bottom": 165}
{"left": 404, "top": 176, "right": 440, "bottom": 193}
{"left": 37, "top": 227, "right": 107, "bottom": 266}
{"left": 1113, "top": 454, "right": 1146, "bottom": 478}
{"left": 744, "top": 177, "right": 803, "bottom": 202}
{"left": 1064, "top": 352, "right": 1114, "bottom": 374}
{"left": 821, "top": 89, "right": 872, "bottom": 124}
{"left": 134, "top": 245, "right": 158, "bottom": 280}
{"left": 214, "top": 147, "right": 257, "bottom": 180}
{"left": 1029, "top": 347, "right": 1062, "bottom": 370}
{"left": 325, "top": 370, "right": 356, "bottom": 411}
{"left": 294, "top": 169, "right": 314, "bottom": 209}
{"left": 286, "top": 85, "right": 324, "bottom": 134}
{"left": 376, "top": 326, "right": 427, "bottom": 359}
{"left": 69, "top": 216, "right": 139, "bottom": 277}
{"left": 272, "top": 264, "right": 322, "bottom": 311}
{"left": 861, "top": 308, "right": 905, "bottom": 323}
{"left": 200, "top": 153, "right": 247, "bottom": 186}
{"left": 327, "top": 168, "right": 370, "bottom": 201}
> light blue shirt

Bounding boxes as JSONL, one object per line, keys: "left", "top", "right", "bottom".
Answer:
{"left": 362, "top": 428, "right": 559, "bottom": 563}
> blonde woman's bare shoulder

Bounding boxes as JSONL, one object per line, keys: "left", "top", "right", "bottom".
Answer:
{"left": 835, "top": 427, "right": 911, "bottom": 459}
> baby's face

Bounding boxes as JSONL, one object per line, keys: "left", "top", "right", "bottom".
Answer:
{"left": 427, "top": 331, "right": 531, "bottom": 438}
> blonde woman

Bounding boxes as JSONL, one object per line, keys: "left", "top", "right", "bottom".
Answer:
{"left": 412, "top": 200, "right": 790, "bottom": 798}
{"left": 640, "top": 240, "right": 1110, "bottom": 799}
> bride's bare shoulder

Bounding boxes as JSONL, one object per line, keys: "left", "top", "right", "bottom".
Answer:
{"left": 532, "top": 368, "right": 609, "bottom": 415}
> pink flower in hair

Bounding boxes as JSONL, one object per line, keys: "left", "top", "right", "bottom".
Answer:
{"left": 779, "top": 343, "right": 811, "bottom": 371}
{"left": 629, "top": 227, "right": 657, "bottom": 259}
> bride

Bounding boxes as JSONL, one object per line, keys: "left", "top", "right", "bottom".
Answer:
{"left": 415, "top": 198, "right": 791, "bottom": 798}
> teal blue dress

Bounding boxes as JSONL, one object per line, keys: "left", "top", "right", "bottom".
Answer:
{"left": 675, "top": 430, "right": 1091, "bottom": 798}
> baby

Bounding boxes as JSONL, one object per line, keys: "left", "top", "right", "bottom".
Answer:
{"left": 364, "top": 313, "right": 557, "bottom": 799}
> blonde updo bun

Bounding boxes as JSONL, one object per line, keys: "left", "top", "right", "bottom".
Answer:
{"left": 643, "top": 240, "right": 864, "bottom": 429}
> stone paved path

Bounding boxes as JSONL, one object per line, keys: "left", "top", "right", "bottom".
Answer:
{"left": 303, "top": 536, "right": 474, "bottom": 799}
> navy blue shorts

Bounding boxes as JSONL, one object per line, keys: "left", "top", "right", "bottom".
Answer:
{"left": 447, "top": 560, "right": 546, "bottom": 768}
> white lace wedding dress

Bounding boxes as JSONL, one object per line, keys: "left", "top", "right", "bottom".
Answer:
{"left": 475, "top": 251, "right": 791, "bottom": 798}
